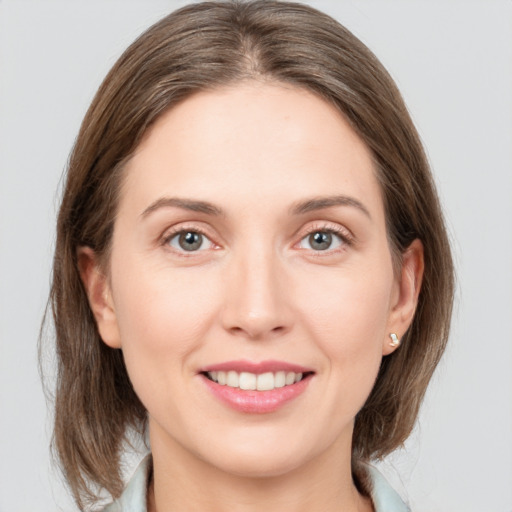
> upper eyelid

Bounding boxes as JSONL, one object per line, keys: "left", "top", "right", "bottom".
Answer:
{"left": 296, "top": 221, "right": 354, "bottom": 240}
{"left": 162, "top": 222, "right": 215, "bottom": 240}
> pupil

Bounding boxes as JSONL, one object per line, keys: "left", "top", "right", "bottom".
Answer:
{"left": 310, "top": 232, "right": 331, "bottom": 250}
{"left": 179, "top": 232, "right": 202, "bottom": 251}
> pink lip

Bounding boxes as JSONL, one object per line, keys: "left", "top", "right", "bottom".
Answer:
{"left": 199, "top": 360, "right": 314, "bottom": 414}
{"left": 200, "top": 359, "right": 312, "bottom": 374}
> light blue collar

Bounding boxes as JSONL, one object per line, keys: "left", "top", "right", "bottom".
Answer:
{"left": 365, "top": 464, "right": 410, "bottom": 512}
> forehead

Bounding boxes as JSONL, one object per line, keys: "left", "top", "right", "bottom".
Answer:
{"left": 120, "top": 82, "right": 383, "bottom": 220}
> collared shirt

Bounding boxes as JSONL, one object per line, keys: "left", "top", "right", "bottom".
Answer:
{"left": 103, "top": 455, "right": 410, "bottom": 512}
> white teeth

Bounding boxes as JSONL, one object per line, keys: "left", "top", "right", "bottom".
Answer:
{"left": 206, "top": 370, "right": 306, "bottom": 390}
{"left": 239, "top": 372, "right": 257, "bottom": 390}
{"left": 256, "top": 372, "right": 274, "bottom": 391}
{"left": 226, "top": 371, "right": 239, "bottom": 387}
{"left": 274, "top": 371, "right": 286, "bottom": 388}
{"left": 285, "top": 372, "right": 296, "bottom": 385}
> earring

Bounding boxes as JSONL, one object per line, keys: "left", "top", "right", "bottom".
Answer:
{"left": 389, "top": 333, "right": 400, "bottom": 348}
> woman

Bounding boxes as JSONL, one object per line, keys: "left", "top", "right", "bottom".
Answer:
{"left": 46, "top": 1, "right": 454, "bottom": 510}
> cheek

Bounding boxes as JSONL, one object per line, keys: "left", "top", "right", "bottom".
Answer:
{"left": 109, "top": 257, "right": 221, "bottom": 397}
{"left": 296, "top": 263, "right": 393, "bottom": 375}
{"left": 113, "top": 251, "right": 218, "bottom": 338}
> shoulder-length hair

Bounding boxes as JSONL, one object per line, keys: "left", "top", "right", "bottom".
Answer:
{"left": 44, "top": 0, "right": 454, "bottom": 508}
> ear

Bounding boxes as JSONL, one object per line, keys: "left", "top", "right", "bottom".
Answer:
{"left": 383, "top": 239, "right": 424, "bottom": 356}
{"left": 77, "top": 246, "right": 122, "bottom": 349}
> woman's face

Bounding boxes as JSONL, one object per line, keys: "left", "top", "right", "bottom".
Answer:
{"left": 85, "top": 82, "right": 420, "bottom": 478}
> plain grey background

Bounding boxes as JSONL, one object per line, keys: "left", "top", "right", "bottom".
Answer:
{"left": 1, "top": 1, "right": 511, "bottom": 510}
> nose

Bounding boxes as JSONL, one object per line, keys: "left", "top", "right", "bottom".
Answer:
{"left": 221, "top": 245, "right": 293, "bottom": 341}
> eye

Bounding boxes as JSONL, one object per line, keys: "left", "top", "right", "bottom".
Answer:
{"left": 298, "top": 230, "right": 344, "bottom": 251}
{"left": 166, "top": 230, "right": 214, "bottom": 252}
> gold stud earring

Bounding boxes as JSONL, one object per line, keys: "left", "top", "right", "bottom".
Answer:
{"left": 389, "top": 333, "right": 400, "bottom": 348}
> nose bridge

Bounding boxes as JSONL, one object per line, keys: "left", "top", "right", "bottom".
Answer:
{"left": 222, "top": 236, "right": 290, "bottom": 339}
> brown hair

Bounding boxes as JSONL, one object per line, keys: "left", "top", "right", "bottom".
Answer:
{"left": 44, "top": 0, "right": 454, "bottom": 508}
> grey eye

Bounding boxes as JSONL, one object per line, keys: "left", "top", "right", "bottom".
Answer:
{"left": 169, "top": 231, "right": 209, "bottom": 252}
{"left": 299, "top": 231, "right": 343, "bottom": 251}
{"left": 309, "top": 232, "right": 332, "bottom": 251}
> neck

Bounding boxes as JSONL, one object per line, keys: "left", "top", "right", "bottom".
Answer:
{"left": 147, "top": 425, "right": 373, "bottom": 512}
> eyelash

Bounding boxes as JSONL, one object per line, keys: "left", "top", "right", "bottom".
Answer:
{"left": 160, "top": 222, "right": 354, "bottom": 257}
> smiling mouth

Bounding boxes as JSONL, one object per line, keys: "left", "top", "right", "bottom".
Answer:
{"left": 202, "top": 370, "right": 313, "bottom": 391}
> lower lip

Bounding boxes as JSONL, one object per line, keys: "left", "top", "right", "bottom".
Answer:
{"left": 201, "top": 374, "right": 312, "bottom": 414}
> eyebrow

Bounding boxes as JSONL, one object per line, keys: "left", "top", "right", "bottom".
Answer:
{"left": 290, "top": 195, "right": 371, "bottom": 218}
{"left": 141, "top": 197, "right": 225, "bottom": 218}
{"left": 140, "top": 194, "right": 371, "bottom": 219}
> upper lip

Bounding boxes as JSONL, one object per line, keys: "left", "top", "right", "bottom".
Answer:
{"left": 200, "top": 359, "right": 314, "bottom": 374}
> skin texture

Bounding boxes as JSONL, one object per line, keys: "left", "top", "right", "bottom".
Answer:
{"left": 79, "top": 82, "right": 423, "bottom": 512}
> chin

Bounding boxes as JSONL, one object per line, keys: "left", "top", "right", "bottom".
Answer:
{"left": 191, "top": 425, "right": 329, "bottom": 479}
{"left": 209, "top": 449, "right": 307, "bottom": 479}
